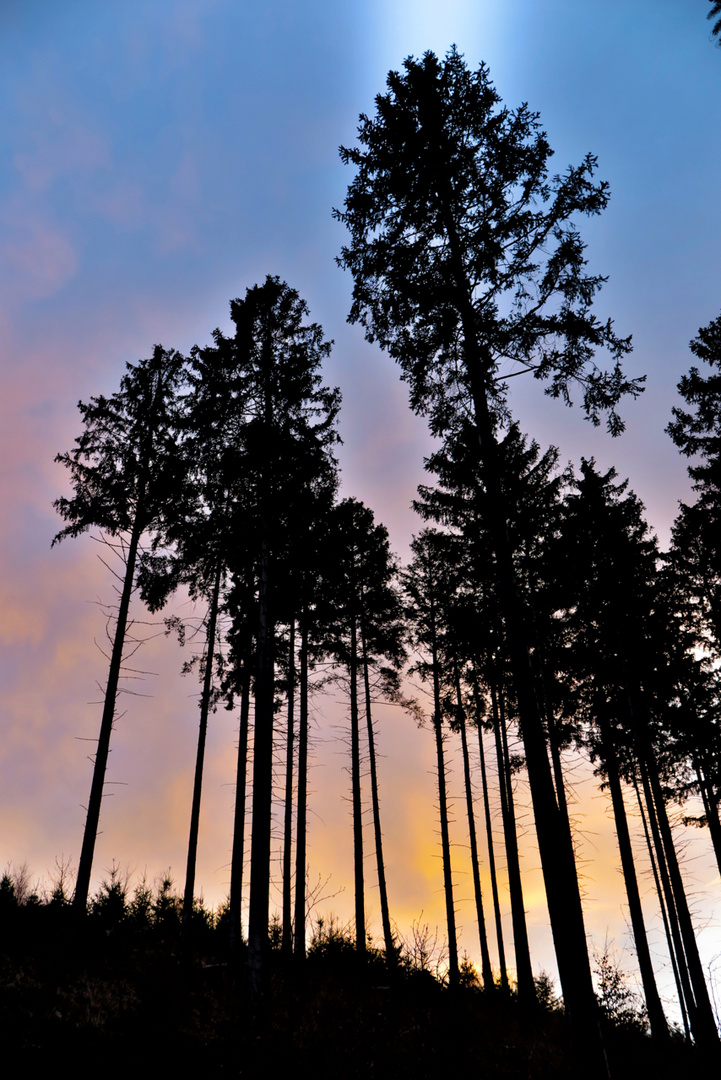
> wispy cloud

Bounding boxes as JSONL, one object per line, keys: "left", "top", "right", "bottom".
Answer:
{"left": 3, "top": 216, "right": 78, "bottom": 298}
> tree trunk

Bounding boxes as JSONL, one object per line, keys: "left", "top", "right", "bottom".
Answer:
{"left": 428, "top": 595, "right": 459, "bottom": 989}
{"left": 454, "top": 663, "right": 493, "bottom": 990}
{"left": 529, "top": 605, "right": 573, "bottom": 837}
{"left": 491, "top": 678, "right": 535, "bottom": 1006}
{"left": 294, "top": 615, "right": 309, "bottom": 960}
{"left": 360, "top": 619, "right": 395, "bottom": 966}
{"left": 618, "top": 644, "right": 719, "bottom": 1049}
{"left": 181, "top": 562, "right": 222, "bottom": 954}
{"left": 633, "top": 773, "right": 692, "bottom": 1040}
{"left": 472, "top": 671, "right": 509, "bottom": 993}
{"left": 349, "top": 611, "right": 366, "bottom": 954}
{"left": 229, "top": 662, "right": 251, "bottom": 964}
{"left": 247, "top": 532, "right": 275, "bottom": 995}
{"left": 476, "top": 414, "right": 597, "bottom": 1038}
{"left": 694, "top": 757, "right": 721, "bottom": 878}
{"left": 598, "top": 716, "right": 668, "bottom": 1039}
{"left": 638, "top": 768, "right": 695, "bottom": 1026}
{"left": 640, "top": 750, "right": 719, "bottom": 1053}
{"left": 73, "top": 510, "right": 144, "bottom": 917}
{"left": 546, "top": 710, "right": 572, "bottom": 838}
{"left": 433, "top": 712, "right": 459, "bottom": 989}
{"left": 282, "top": 619, "right": 296, "bottom": 957}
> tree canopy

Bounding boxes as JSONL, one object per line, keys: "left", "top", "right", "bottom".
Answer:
{"left": 336, "top": 47, "right": 641, "bottom": 439}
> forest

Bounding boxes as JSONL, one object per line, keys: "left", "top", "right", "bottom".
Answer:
{"left": 3, "top": 25, "right": 721, "bottom": 1080}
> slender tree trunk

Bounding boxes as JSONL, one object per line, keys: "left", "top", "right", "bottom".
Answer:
{"left": 454, "top": 663, "right": 493, "bottom": 989}
{"left": 694, "top": 757, "right": 721, "bottom": 878}
{"left": 428, "top": 590, "right": 459, "bottom": 989}
{"left": 491, "top": 679, "right": 535, "bottom": 1006}
{"left": 633, "top": 773, "right": 692, "bottom": 1040}
{"left": 73, "top": 511, "right": 144, "bottom": 917}
{"left": 432, "top": 712, "right": 459, "bottom": 989}
{"left": 181, "top": 562, "right": 222, "bottom": 952}
{"left": 229, "top": 663, "right": 251, "bottom": 964}
{"left": 638, "top": 768, "right": 695, "bottom": 1028}
{"left": 282, "top": 619, "right": 296, "bottom": 957}
{"left": 545, "top": 710, "right": 572, "bottom": 837}
{"left": 294, "top": 615, "right": 309, "bottom": 960}
{"left": 248, "top": 531, "right": 276, "bottom": 995}
{"left": 528, "top": 608, "right": 573, "bottom": 837}
{"left": 639, "top": 750, "right": 719, "bottom": 1053}
{"left": 472, "top": 672, "right": 509, "bottom": 993}
{"left": 360, "top": 619, "right": 395, "bottom": 966}
{"left": 349, "top": 612, "right": 366, "bottom": 954}
{"left": 618, "top": 645, "right": 719, "bottom": 1050}
{"left": 598, "top": 716, "right": 668, "bottom": 1039}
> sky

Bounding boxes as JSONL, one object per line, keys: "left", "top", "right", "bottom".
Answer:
{"left": 1, "top": 0, "right": 721, "bottom": 1017}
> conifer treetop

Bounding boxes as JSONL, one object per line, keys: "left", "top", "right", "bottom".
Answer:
{"left": 336, "top": 48, "right": 641, "bottom": 438}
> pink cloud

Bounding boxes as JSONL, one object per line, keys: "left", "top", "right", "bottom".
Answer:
{"left": 90, "top": 181, "right": 146, "bottom": 230}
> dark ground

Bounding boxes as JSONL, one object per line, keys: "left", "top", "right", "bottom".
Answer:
{"left": 0, "top": 883, "right": 704, "bottom": 1078}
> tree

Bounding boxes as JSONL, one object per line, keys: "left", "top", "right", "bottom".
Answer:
{"left": 328, "top": 500, "right": 368, "bottom": 955}
{"left": 337, "top": 48, "right": 642, "bottom": 1060}
{"left": 325, "top": 498, "right": 404, "bottom": 960}
{"left": 667, "top": 312, "right": 721, "bottom": 651}
{"left": 290, "top": 484, "right": 338, "bottom": 961}
{"left": 179, "top": 562, "right": 222, "bottom": 955}
{"left": 214, "top": 277, "right": 340, "bottom": 992}
{"left": 470, "top": 673, "right": 510, "bottom": 994}
{"left": 450, "top": 657, "right": 494, "bottom": 992}
{"left": 281, "top": 618, "right": 296, "bottom": 957}
{"left": 557, "top": 459, "right": 717, "bottom": 1051}
{"left": 54, "top": 346, "right": 186, "bottom": 917}
{"left": 709, "top": 1, "right": 721, "bottom": 42}
{"left": 404, "top": 529, "right": 461, "bottom": 989}
{"left": 415, "top": 422, "right": 573, "bottom": 1006}
{"left": 553, "top": 462, "right": 669, "bottom": 1039}
{"left": 665, "top": 312, "right": 721, "bottom": 888}
{"left": 137, "top": 338, "right": 244, "bottom": 956}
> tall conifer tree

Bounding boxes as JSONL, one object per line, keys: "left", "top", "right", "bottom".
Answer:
{"left": 337, "top": 50, "right": 641, "bottom": 1059}
{"left": 213, "top": 277, "right": 340, "bottom": 992}
{"left": 54, "top": 346, "right": 186, "bottom": 916}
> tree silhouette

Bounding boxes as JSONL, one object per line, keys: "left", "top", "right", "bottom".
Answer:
{"left": 558, "top": 459, "right": 718, "bottom": 1052}
{"left": 53, "top": 346, "right": 186, "bottom": 917}
{"left": 137, "top": 339, "right": 245, "bottom": 955}
{"left": 289, "top": 483, "right": 338, "bottom": 960}
{"left": 325, "top": 497, "right": 404, "bottom": 961}
{"left": 415, "top": 423, "right": 577, "bottom": 1007}
{"left": 667, "top": 311, "right": 721, "bottom": 651}
{"left": 665, "top": 312, "right": 721, "bottom": 888}
{"left": 337, "top": 48, "right": 642, "bottom": 1060}
{"left": 404, "top": 528, "right": 461, "bottom": 989}
{"left": 450, "top": 656, "right": 494, "bottom": 992}
{"left": 709, "top": 1, "right": 721, "bottom": 41}
{"left": 224, "top": 572, "right": 255, "bottom": 965}
{"left": 469, "top": 671, "right": 510, "bottom": 994}
{"left": 555, "top": 460, "right": 670, "bottom": 1040}
{"left": 211, "top": 277, "right": 340, "bottom": 993}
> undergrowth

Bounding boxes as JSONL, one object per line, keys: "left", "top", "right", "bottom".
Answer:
{"left": 0, "top": 864, "right": 704, "bottom": 1078}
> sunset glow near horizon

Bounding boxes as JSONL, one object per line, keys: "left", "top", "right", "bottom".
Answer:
{"left": 2, "top": 0, "right": 721, "bottom": 1021}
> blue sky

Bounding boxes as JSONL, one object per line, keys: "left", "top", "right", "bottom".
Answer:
{"left": 3, "top": 1, "right": 720, "bottom": 543}
{"left": 1, "top": 0, "right": 720, "bottom": 1006}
